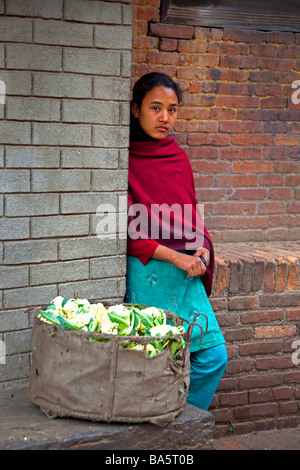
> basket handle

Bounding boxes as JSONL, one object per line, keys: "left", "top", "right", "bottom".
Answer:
{"left": 182, "top": 312, "right": 209, "bottom": 367}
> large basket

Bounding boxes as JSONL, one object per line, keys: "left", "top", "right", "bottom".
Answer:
{"left": 28, "top": 304, "right": 198, "bottom": 426}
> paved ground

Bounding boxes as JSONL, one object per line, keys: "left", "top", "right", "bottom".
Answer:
{"left": 214, "top": 427, "right": 300, "bottom": 450}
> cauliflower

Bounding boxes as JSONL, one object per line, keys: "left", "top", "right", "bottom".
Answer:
{"left": 150, "top": 324, "right": 182, "bottom": 337}
{"left": 63, "top": 299, "right": 78, "bottom": 317}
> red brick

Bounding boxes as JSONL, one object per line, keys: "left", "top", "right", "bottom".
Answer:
{"left": 256, "top": 356, "right": 295, "bottom": 370}
{"left": 223, "top": 28, "right": 265, "bottom": 43}
{"left": 219, "top": 121, "right": 262, "bottom": 133}
{"left": 272, "top": 387, "right": 293, "bottom": 400}
{"left": 188, "top": 133, "right": 230, "bottom": 146}
{"left": 254, "top": 325, "right": 297, "bottom": 339}
{"left": 228, "top": 188, "right": 267, "bottom": 200}
{"left": 270, "top": 187, "right": 293, "bottom": 200}
{"left": 228, "top": 296, "right": 257, "bottom": 311}
{"left": 279, "top": 45, "right": 300, "bottom": 58}
{"left": 219, "top": 391, "right": 248, "bottom": 407}
{"left": 149, "top": 22, "right": 194, "bottom": 39}
{"left": 159, "top": 37, "right": 178, "bottom": 51}
{"left": 286, "top": 308, "right": 300, "bottom": 321}
{"left": 234, "top": 403, "right": 278, "bottom": 420}
{"left": 232, "top": 161, "right": 273, "bottom": 173}
{"left": 279, "top": 401, "right": 299, "bottom": 414}
{"left": 178, "top": 39, "right": 207, "bottom": 53}
{"left": 239, "top": 373, "right": 282, "bottom": 390}
{"left": 133, "top": 5, "right": 160, "bottom": 21}
{"left": 249, "top": 389, "right": 273, "bottom": 403}
{"left": 225, "top": 328, "right": 253, "bottom": 342}
{"left": 240, "top": 310, "right": 284, "bottom": 324}
{"left": 226, "top": 358, "right": 254, "bottom": 374}
{"left": 274, "top": 135, "right": 299, "bottom": 146}
{"left": 251, "top": 43, "right": 278, "bottom": 57}
{"left": 216, "top": 95, "right": 259, "bottom": 108}
{"left": 146, "top": 50, "right": 179, "bottom": 65}
{"left": 239, "top": 341, "right": 282, "bottom": 356}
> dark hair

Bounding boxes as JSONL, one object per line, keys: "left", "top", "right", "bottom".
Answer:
{"left": 130, "top": 72, "right": 182, "bottom": 141}
{"left": 131, "top": 72, "right": 182, "bottom": 108}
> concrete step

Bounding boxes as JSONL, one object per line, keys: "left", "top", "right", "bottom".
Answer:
{"left": 0, "top": 388, "right": 214, "bottom": 450}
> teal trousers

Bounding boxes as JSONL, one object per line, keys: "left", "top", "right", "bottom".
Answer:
{"left": 187, "top": 343, "right": 228, "bottom": 410}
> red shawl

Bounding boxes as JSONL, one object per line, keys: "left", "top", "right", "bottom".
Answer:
{"left": 127, "top": 135, "right": 215, "bottom": 297}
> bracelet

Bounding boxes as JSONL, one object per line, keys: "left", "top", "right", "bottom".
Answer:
{"left": 200, "top": 256, "right": 207, "bottom": 268}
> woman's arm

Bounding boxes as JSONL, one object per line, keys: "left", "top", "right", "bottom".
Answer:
{"left": 152, "top": 244, "right": 209, "bottom": 278}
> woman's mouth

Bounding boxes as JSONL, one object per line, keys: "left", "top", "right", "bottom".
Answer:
{"left": 157, "top": 126, "right": 168, "bottom": 132}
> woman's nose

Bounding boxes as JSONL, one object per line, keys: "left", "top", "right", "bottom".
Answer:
{"left": 160, "top": 110, "right": 169, "bottom": 122}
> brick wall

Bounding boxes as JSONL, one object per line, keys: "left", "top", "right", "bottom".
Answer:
{"left": 0, "top": 0, "right": 132, "bottom": 390}
{"left": 132, "top": 0, "right": 300, "bottom": 245}
{"left": 211, "top": 242, "right": 300, "bottom": 435}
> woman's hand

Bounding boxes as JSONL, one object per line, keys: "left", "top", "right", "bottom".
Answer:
{"left": 152, "top": 245, "right": 208, "bottom": 278}
{"left": 172, "top": 251, "right": 207, "bottom": 278}
{"left": 193, "top": 247, "right": 210, "bottom": 268}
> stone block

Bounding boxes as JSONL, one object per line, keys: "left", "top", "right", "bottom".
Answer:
{"left": 0, "top": 390, "right": 215, "bottom": 450}
{"left": 34, "top": 19, "right": 93, "bottom": 46}
{"left": 0, "top": 266, "right": 29, "bottom": 289}
{"left": 0, "top": 310, "right": 29, "bottom": 333}
{"left": 0, "top": 122, "right": 31, "bottom": 145}
{"left": 0, "top": 17, "right": 32, "bottom": 42}
{"left": 61, "top": 192, "right": 118, "bottom": 214}
{"left": 31, "top": 169, "right": 90, "bottom": 192}
{"left": 64, "top": 0, "right": 122, "bottom": 24}
{"left": 58, "top": 236, "right": 117, "bottom": 260}
{"left": 3, "top": 285, "right": 57, "bottom": 309}
{"left": 33, "top": 72, "right": 92, "bottom": 98}
{"left": 5, "top": 194, "right": 59, "bottom": 216}
{"left": 6, "top": 0, "right": 63, "bottom": 18}
{"left": 6, "top": 97, "right": 60, "bottom": 121}
{"left": 0, "top": 170, "right": 30, "bottom": 192}
{"left": 91, "top": 169, "right": 128, "bottom": 191}
{"left": 31, "top": 215, "right": 89, "bottom": 238}
{"left": 61, "top": 148, "right": 119, "bottom": 169}
{"left": 0, "top": 218, "right": 30, "bottom": 240}
{"left": 93, "top": 76, "right": 131, "bottom": 101}
{"left": 4, "top": 239, "right": 57, "bottom": 265}
{"left": 92, "top": 125, "right": 129, "bottom": 148}
{"left": 7, "top": 44, "right": 62, "bottom": 71}
{"left": 90, "top": 255, "right": 127, "bottom": 279}
{"left": 6, "top": 147, "right": 60, "bottom": 168}
{"left": 32, "top": 123, "right": 91, "bottom": 146}
{"left": 62, "top": 100, "right": 119, "bottom": 124}
{"left": 63, "top": 48, "right": 120, "bottom": 75}
{"left": 58, "top": 278, "right": 121, "bottom": 301}
{"left": 94, "top": 25, "right": 132, "bottom": 49}
{"left": 30, "top": 259, "right": 89, "bottom": 286}
{"left": 0, "top": 71, "right": 32, "bottom": 96}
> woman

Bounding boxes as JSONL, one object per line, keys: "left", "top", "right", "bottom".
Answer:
{"left": 125, "top": 72, "right": 227, "bottom": 411}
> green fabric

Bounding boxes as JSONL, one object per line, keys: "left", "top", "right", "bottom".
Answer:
{"left": 125, "top": 255, "right": 225, "bottom": 353}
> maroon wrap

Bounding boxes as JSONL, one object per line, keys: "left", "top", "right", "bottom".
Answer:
{"left": 127, "top": 135, "right": 215, "bottom": 297}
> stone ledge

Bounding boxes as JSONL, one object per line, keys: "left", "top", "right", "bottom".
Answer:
{"left": 0, "top": 388, "right": 215, "bottom": 450}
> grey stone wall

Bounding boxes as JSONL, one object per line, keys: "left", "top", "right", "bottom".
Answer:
{"left": 0, "top": 0, "right": 132, "bottom": 390}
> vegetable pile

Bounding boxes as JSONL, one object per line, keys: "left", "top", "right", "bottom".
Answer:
{"left": 38, "top": 296, "right": 186, "bottom": 359}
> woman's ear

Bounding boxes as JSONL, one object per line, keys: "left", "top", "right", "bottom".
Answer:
{"left": 131, "top": 102, "right": 139, "bottom": 118}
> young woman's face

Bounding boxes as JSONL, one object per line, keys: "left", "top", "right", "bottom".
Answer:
{"left": 132, "top": 86, "right": 179, "bottom": 140}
